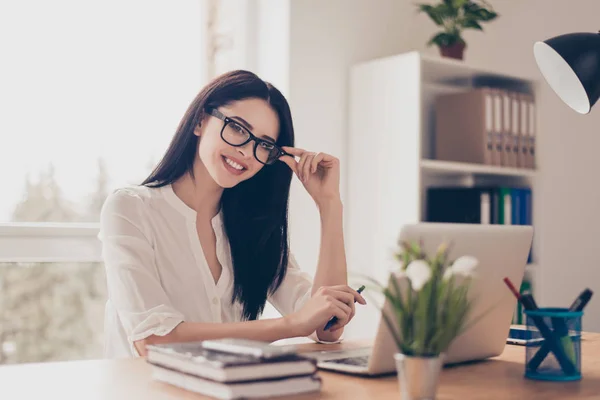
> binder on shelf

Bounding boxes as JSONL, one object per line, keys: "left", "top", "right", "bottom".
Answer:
{"left": 426, "top": 187, "right": 496, "bottom": 224}
{"left": 512, "top": 92, "right": 524, "bottom": 168}
{"left": 509, "top": 91, "right": 520, "bottom": 168}
{"left": 511, "top": 188, "right": 522, "bottom": 225}
{"left": 434, "top": 87, "right": 497, "bottom": 166}
{"left": 518, "top": 93, "right": 536, "bottom": 169}
{"left": 518, "top": 93, "right": 529, "bottom": 168}
{"left": 492, "top": 89, "right": 504, "bottom": 166}
{"left": 501, "top": 90, "right": 514, "bottom": 167}
{"left": 498, "top": 187, "right": 512, "bottom": 225}
{"left": 485, "top": 91, "right": 494, "bottom": 166}
{"left": 527, "top": 94, "right": 537, "bottom": 169}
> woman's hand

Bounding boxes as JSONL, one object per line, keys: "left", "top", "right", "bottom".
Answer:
{"left": 284, "top": 285, "right": 367, "bottom": 336}
{"left": 279, "top": 147, "right": 341, "bottom": 207}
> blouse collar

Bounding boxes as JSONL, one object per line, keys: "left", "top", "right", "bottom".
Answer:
{"left": 160, "top": 184, "right": 222, "bottom": 230}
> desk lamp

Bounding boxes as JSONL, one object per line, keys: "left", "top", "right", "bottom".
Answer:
{"left": 533, "top": 32, "right": 600, "bottom": 114}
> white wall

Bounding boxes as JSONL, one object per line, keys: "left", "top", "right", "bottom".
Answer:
{"left": 404, "top": 0, "right": 600, "bottom": 331}
{"left": 286, "top": 0, "right": 413, "bottom": 277}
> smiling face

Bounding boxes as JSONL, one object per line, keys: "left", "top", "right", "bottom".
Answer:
{"left": 194, "top": 98, "right": 280, "bottom": 188}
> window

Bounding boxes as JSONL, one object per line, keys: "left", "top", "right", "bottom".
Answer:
{"left": 0, "top": 262, "right": 105, "bottom": 364}
{"left": 0, "top": 0, "right": 206, "bottom": 223}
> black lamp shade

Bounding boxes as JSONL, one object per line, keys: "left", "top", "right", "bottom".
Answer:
{"left": 534, "top": 32, "right": 600, "bottom": 114}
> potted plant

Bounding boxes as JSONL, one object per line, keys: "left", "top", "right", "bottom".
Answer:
{"left": 362, "top": 240, "right": 479, "bottom": 400}
{"left": 416, "top": 0, "right": 498, "bottom": 60}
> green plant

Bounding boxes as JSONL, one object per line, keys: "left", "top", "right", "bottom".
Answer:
{"left": 416, "top": 0, "right": 498, "bottom": 48}
{"left": 361, "top": 240, "right": 480, "bottom": 357}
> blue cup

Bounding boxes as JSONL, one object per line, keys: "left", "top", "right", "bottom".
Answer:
{"left": 524, "top": 307, "right": 582, "bottom": 381}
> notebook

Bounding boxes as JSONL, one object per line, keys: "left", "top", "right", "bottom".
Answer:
{"left": 151, "top": 363, "right": 322, "bottom": 400}
{"left": 146, "top": 341, "right": 317, "bottom": 383}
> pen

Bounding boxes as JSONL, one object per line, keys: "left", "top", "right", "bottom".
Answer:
{"left": 323, "top": 285, "right": 366, "bottom": 331}
{"left": 503, "top": 277, "right": 577, "bottom": 375}
{"left": 568, "top": 288, "right": 593, "bottom": 312}
{"left": 528, "top": 288, "right": 593, "bottom": 371}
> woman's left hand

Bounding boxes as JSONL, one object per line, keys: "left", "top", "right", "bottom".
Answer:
{"left": 279, "top": 146, "right": 341, "bottom": 207}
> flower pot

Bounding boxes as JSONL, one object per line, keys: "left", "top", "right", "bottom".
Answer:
{"left": 439, "top": 42, "right": 465, "bottom": 60}
{"left": 394, "top": 353, "right": 445, "bottom": 400}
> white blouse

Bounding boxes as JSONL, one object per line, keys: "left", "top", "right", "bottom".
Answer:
{"left": 99, "top": 183, "right": 323, "bottom": 358}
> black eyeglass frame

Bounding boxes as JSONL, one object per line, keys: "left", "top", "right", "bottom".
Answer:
{"left": 207, "top": 108, "right": 291, "bottom": 165}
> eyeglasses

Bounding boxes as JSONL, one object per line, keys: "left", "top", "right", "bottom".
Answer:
{"left": 207, "top": 108, "right": 290, "bottom": 165}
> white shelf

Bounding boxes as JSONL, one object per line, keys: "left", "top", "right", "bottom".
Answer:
{"left": 420, "top": 159, "right": 537, "bottom": 178}
{"left": 418, "top": 51, "right": 537, "bottom": 89}
{"left": 348, "top": 50, "right": 543, "bottom": 340}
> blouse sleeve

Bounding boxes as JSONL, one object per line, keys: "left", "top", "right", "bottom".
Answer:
{"left": 268, "top": 253, "right": 343, "bottom": 343}
{"left": 99, "top": 188, "right": 185, "bottom": 350}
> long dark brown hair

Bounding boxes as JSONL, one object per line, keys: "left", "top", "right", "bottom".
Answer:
{"left": 142, "top": 70, "right": 295, "bottom": 320}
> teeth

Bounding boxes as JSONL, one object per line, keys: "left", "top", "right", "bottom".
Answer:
{"left": 225, "top": 157, "right": 244, "bottom": 171}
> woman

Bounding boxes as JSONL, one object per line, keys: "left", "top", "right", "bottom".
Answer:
{"left": 99, "top": 70, "right": 366, "bottom": 358}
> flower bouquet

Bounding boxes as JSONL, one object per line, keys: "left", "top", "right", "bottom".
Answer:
{"left": 363, "top": 240, "right": 479, "bottom": 399}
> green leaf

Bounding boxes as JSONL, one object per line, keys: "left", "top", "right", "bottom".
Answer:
{"left": 440, "top": 0, "right": 458, "bottom": 17}
{"left": 451, "top": 0, "right": 469, "bottom": 8}
{"left": 476, "top": 8, "right": 498, "bottom": 21}
{"left": 417, "top": 4, "right": 444, "bottom": 25}
{"left": 427, "top": 32, "right": 460, "bottom": 47}
{"left": 390, "top": 275, "right": 406, "bottom": 314}
{"left": 463, "top": 19, "right": 483, "bottom": 30}
{"left": 463, "top": 2, "right": 498, "bottom": 22}
{"left": 381, "top": 308, "right": 403, "bottom": 352}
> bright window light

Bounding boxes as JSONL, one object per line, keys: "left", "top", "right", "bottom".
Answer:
{"left": 0, "top": 0, "right": 206, "bottom": 221}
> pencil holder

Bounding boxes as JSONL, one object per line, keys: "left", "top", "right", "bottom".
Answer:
{"left": 524, "top": 307, "right": 582, "bottom": 381}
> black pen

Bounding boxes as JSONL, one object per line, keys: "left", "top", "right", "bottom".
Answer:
{"left": 568, "top": 288, "right": 593, "bottom": 312}
{"left": 323, "top": 285, "right": 365, "bottom": 331}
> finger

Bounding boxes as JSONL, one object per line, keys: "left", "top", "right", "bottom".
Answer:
{"left": 310, "top": 152, "right": 325, "bottom": 173}
{"left": 281, "top": 146, "right": 306, "bottom": 157}
{"left": 319, "top": 286, "right": 354, "bottom": 305}
{"left": 331, "top": 290, "right": 356, "bottom": 307}
{"left": 347, "top": 300, "right": 356, "bottom": 319}
{"left": 278, "top": 154, "right": 299, "bottom": 176}
{"left": 326, "top": 300, "right": 352, "bottom": 331}
{"left": 303, "top": 153, "right": 316, "bottom": 182}
{"left": 323, "top": 285, "right": 367, "bottom": 305}
{"left": 328, "top": 309, "right": 356, "bottom": 332}
{"left": 298, "top": 152, "right": 312, "bottom": 182}
{"left": 327, "top": 299, "right": 352, "bottom": 324}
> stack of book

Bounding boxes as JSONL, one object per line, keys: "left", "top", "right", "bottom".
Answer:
{"left": 434, "top": 87, "right": 536, "bottom": 169}
{"left": 146, "top": 341, "right": 321, "bottom": 399}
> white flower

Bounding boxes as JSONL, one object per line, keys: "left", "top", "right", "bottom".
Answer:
{"left": 444, "top": 256, "right": 478, "bottom": 280}
{"left": 405, "top": 260, "right": 431, "bottom": 291}
{"left": 443, "top": 267, "right": 453, "bottom": 281}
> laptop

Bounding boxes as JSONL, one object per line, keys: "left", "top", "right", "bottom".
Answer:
{"left": 314, "top": 223, "right": 534, "bottom": 376}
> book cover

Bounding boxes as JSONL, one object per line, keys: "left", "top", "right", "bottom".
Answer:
{"left": 146, "top": 341, "right": 317, "bottom": 383}
{"left": 151, "top": 364, "right": 322, "bottom": 400}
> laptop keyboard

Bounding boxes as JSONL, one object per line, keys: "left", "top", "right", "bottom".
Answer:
{"left": 326, "top": 355, "right": 370, "bottom": 367}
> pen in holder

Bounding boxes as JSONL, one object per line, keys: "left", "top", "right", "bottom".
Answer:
{"left": 524, "top": 307, "right": 583, "bottom": 381}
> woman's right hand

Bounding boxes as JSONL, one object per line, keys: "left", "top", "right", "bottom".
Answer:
{"left": 285, "top": 285, "right": 367, "bottom": 336}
